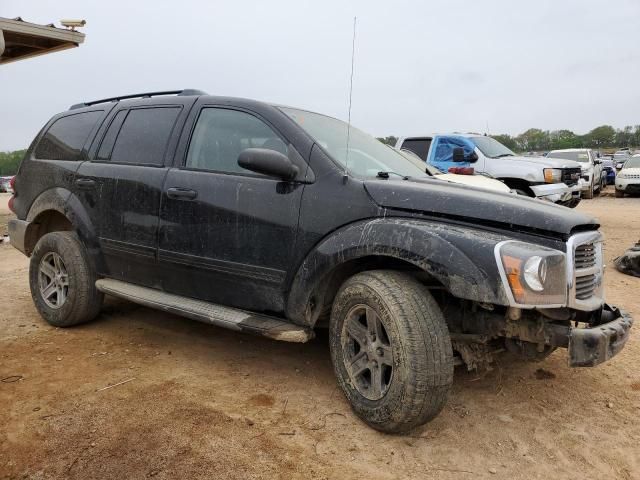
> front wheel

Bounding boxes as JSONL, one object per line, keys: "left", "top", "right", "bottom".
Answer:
{"left": 583, "top": 182, "right": 594, "bottom": 199}
{"left": 29, "top": 231, "right": 103, "bottom": 327}
{"left": 329, "top": 270, "right": 453, "bottom": 433}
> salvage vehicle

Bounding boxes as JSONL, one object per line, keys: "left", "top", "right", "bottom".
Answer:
{"left": 396, "top": 134, "right": 582, "bottom": 207}
{"left": 615, "top": 156, "right": 640, "bottom": 197}
{"left": 395, "top": 148, "right": 513, "bottom": 194}
{"left": 8, "top": 90, "right": 633, "bottom": 433}
{"left": 546, "top": 148, "right": 604, "bottom": 199}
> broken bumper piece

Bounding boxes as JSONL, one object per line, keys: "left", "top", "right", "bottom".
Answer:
{"left": 568, "top": 304, "right": 633, "bottom": 367}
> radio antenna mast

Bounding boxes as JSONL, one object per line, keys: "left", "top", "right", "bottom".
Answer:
{"left": 344, "top": 16, "right": 357, "bottom": 180}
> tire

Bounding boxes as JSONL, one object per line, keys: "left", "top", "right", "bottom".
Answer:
{"left": 615, "top": 189, "right": 625, "bottom": 198}
{"left": 583, "top": 182, "right": 594, "bottom": 199}
{"left": 29, "top": 231, "right": 103, "bottom": 327}
{"left": 329, "top": 270, "right": 453, "bottom": 433}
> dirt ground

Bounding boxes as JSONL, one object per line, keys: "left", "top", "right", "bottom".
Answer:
{"left": 1, "top": 192, "right": 639, "bottom": 480}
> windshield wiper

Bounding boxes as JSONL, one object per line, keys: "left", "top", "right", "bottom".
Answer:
{"left": 494, "top": 153, "right": 515, "bottom": 158}
{"left": 377, "top": 171, "right": 410, "bottom": 180}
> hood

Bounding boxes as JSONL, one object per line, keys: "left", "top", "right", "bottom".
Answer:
{"left": 503, "top": 155, "right": 582, "bottom": 169}
{"left": 435, "top": 173, "right": 512, "bottom": 193}
{"left": 620, "top": 167, "right": 640, "bottom": 176}
{"left": 364, "top": 177, "right": 598, "bottom": 238}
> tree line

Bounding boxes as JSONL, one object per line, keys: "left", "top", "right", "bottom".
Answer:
{"left": 378, "top": 124, "right": 640, "bottom": 152}
{"left": 0, "top": 150, "right": 26, "bottom": 176}
{"left": 2, "top": 123, "right": 639, "bottom": 175}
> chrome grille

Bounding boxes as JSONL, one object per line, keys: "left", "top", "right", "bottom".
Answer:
{"left": 567, "top": 231, "right": 604, "bottom": 311}
{"left": 575, "top": 243, "right": 596, "bottom": 269}
{"left": 562, "top": 168, "right": 581, "bottom": 186}
{"left": 575, "top": 274, "right": 596, "bottom": 299}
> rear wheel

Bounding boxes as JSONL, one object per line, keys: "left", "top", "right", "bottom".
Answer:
{"left": 29, "top": 232, "right": 103, "bottom": 327}
{"left": 329, "top": 270, "right": 453, "bottom": 433}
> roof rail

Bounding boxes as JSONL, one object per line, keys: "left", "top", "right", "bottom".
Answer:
{"left": 69, "top": 89, "right": 207, "bottom": 110}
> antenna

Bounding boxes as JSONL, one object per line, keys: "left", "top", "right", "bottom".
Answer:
{"left": 344, "top": 16, "right": 357, "bottom": 180}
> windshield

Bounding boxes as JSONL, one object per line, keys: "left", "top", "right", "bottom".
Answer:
{"left": 279, "top": 107, "right": 427, "bottom": 178}
{"left": 547, "top": 151, "right": 590, "bottom": 162}
{"left": 623, "top": 158, "right": 640, "bottom": 168}
{"left": 469, "top": 136, "right": 515, "bottom": 158}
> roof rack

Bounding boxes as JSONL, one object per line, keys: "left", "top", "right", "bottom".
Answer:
{"left": 69, "top": 89, "right": 207, "bottom": 110}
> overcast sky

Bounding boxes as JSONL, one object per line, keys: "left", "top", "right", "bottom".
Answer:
{"left": 1, "top": 0, "right": 639, "bottom": 151}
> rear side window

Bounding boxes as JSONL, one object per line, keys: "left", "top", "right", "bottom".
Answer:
{"left": 35, "top": 111, "right": 103, "bottom": 161}
{"left": 104, "top": 107, "right": 181, "bottom": 166}
{"left": 401, "top": 138, "right": 431, "bottom": 161}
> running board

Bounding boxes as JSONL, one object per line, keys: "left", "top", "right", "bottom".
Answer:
{"left": 95, "top": 279, "right": 314, "bottom": 343}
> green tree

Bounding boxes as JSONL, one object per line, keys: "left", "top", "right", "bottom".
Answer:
{"left": 549, "top": 130, "right": 578, "bottom": 150}
{"left": 586, "top": 125, "right": 615, "bottom": 148}
{"left": 516, "top": 128, "right": 549, "bottom": 152}
{"left": 0, "top": 150, "right": 26, "bottom": 175}
{"left": 492, "top": 134, "right": 518, "bottom": 151}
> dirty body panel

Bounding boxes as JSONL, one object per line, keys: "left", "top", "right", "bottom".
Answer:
{"left": 8, "top": 91, "right": 632, "bottom": 372}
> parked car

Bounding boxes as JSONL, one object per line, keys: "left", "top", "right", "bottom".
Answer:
{"left": 599, "top": 156, "right": 616, "bottom": 185}
{"left": 614, "top": 153, "right": 632, "bottom": 172}
{"left": 8, "top": 90, "right": 632, "bottom": 433}
{"left": 546, "top": 148, "right": 604, "bottom": 199}
{"left": 0, "top": 176, "right": 14, "bottom": 193}
{"left": 395, "top": 148, "right": 513, "bottom": 194}
{"left": 615, "top": 156, "right": 640, "bottom": 197}
{"left": 396, "top": 134, "right": 582, "bottom": 207}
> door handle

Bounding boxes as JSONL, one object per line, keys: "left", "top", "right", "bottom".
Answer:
{"left": 75, "top": 178, "right": 96, "bottom": 189}
{"left": 166, "top": 187, "right": 198, "bottom": 200}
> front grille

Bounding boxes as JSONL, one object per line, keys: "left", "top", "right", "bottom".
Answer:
{"left": 567, "top": 232, "right": 604, "bottom": 311}
{"left": 575, "top": 243, "right": 596, "bottom": 269}
{"left": 562, "top": 168, "right": 581, "bottom": 186}
{"left": 575, "top": 274, "right": 597, "bottom": 299}
{"left": 622, "top": 174, "right": 640, "bottom": 179}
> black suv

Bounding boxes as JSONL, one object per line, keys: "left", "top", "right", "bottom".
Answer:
{"left": 8, "top": 89, "right": 632, "bottom": 433}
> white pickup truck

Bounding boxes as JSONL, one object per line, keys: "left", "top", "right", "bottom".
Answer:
{"left": 396, "top": 134, "right": 582, "bottom": 207}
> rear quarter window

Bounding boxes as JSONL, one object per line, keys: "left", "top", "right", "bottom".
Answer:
{"left": 401, "top": 138, "right": 432, "bottom": 161}
{"left": 35, "top": 111, "right": 103, "bottom": 161}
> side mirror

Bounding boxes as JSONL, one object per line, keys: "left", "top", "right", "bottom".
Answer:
{"left": 238, "top": 148, "right": 299, "bottom": 181}
{"left": 452, "top": 147, "right": 466, "bottom": 162}
{"left": 595, "top": 159, "right": 602, "bottom": 164}
{"left": 452, "top": 147, "right": 478, "bottom": 163}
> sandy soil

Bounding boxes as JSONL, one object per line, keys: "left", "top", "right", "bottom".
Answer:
{"left": 1, "top": 192, "right": 639, "bottom": 480}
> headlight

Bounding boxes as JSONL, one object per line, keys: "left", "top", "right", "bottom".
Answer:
{"left": 495, "top": 241, "right": 567, "bottom": 307}
{"left": 543, "top": 168, "right": 563, "bottom": 183}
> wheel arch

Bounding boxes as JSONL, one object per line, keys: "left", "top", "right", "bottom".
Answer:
{"left": 285, "top": 218, "right": 508, "bottom": 327}
{"left": 23, "top": 188, "right": 99, "bottom": 264}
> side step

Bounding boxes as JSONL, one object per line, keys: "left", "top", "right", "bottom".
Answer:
{"left": 95, "top": 279, "right": 314, "bottom": 343}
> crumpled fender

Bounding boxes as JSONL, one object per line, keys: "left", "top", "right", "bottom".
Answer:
{"left": 286, "top": 218, "right": 511, "bottom": 326}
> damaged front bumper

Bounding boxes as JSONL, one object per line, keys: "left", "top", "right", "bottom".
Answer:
{"left": 530, "top": 182, "right": 580, "bottom": 206}
{"left": 512, "top": 303, "right": 633, "bottom": 367}
{"left": 568, "top": 304, "right": 633, "bottom": 367}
